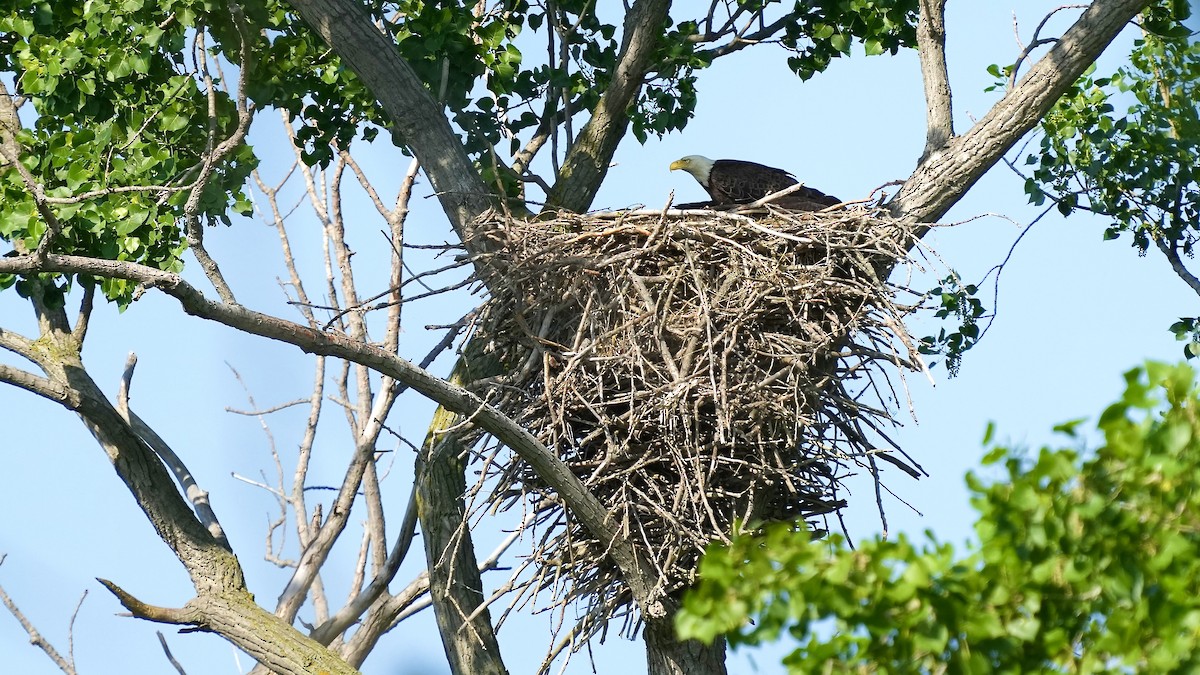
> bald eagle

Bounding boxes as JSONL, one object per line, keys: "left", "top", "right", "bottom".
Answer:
{"left": 670, "top": 155, "right": 841, "bottom": 210}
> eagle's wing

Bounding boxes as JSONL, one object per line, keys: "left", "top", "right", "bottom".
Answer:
{"left": 773, "top": 185, "right": 842, "bottom": 209}
{"left": 709, "top": 160, "right": 798, "bottom": 204}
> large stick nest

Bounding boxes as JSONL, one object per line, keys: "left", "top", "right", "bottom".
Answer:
{"left": 463, "top": 205, "right": 928, "bottom": 649}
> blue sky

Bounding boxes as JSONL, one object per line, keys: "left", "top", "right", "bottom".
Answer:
{"left": 2, "top": 3, "right": 1197, "bottom": 674}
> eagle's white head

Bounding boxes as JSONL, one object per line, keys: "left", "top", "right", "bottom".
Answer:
{"left": 669, "top": 155, "right": 715, "bottom": 186}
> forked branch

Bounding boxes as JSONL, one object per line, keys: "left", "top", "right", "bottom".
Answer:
{"left": 890, "top": 0, "right": 1153, "bottom": 225}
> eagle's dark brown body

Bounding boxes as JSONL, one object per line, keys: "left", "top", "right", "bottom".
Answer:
{"left": 707, "top": 159, "right": 841, "bottom": 207}
{"left": 670, "top": 155, "right": 841, "bottom": 211}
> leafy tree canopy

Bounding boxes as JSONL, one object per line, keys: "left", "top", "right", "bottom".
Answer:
{"left": 678, "top": 360, "right": 1200, "bottom": 673}
{"left": 0, "top": 0, "right": 918, "bottom": 306}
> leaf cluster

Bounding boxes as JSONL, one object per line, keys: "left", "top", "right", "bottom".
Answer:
{"left": 678, "top": 360, "right": 1200, "bottom": 674}
{"left": 779, "top": 0, "right": 916, "bottom": 79}
{"left": 0, "top": 0, "right": 259, "bottom": 305}
{"left": 918, "top": 274, "right": 986, "bottom": 377}
{"left": 1029, "top": 3, "right": 1198, "bottom": 256}
{"left": 1169, "top": 316, "right": 1200, "bottom": 358}
{"left": 245, "top": 1, "right": 387, "bottom": 166}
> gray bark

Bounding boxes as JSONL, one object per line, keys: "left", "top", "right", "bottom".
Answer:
{"left": 644, "top": 619, "right": 727, "bottom": 675}
{"left": 417, "top": 414, "right": 508, "bottom": 675}
{"left": 892, "top": 0, "right": 1154, "bottom": 225}
{"left": 917, "top": 0, "right": 953, "bottom": 159}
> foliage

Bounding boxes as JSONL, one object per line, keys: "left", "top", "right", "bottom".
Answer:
{"left": 0, "top": 0, "right": 255, "bottom": 304}
{"left": 678, "top": 361, "right": 1200, "bottom": 674}
{"left": 781, "top": 0, "right": 917, "bottom": 78}
{"left": 1169, "top": 316, "right": 1200, "bottom": 358}
{"left": 0, "top": 0, "right": 921, "bottom": 306}
{"left": 1027, "top": 1, "right": 1199, "bottom": 353}
{"left": 918, "top": 273, "right": 986, "bottom": 377}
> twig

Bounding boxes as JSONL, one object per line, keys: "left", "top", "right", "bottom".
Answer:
{"left": 157, "top": 631, "right": 189, "bottom": 675}
{"left": 0, "top": 556, "right": 80, "bottom": 675}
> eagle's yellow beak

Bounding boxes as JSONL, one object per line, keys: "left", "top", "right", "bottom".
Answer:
{"left": 669, "top": 159, "right": 687, "bottom": 171}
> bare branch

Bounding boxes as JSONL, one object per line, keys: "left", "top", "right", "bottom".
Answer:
{"left": 340, "top": 500, "right": 534, "bottom": 664}
{"left": 310, "top": 486, "right": 420, "bottom": 644}
{"left": 157, "top": 631, "right": 190, "bottom": 675}
{"left": 1009, "top": 5, "right": 1091, "bottom": 88}
{"left": 225, "top": 398, "right": 309, "bottom": 415}
{"left": 692, "top": 14, "right": 792, "bottom": 60}
{"left": 274, "top": 374, "right": 400, "bottom": 622}
{"left": 182, "top": 18, "right": 255, "bottom": 304}
{"left": 113, "top": 352, "right": 231, "bottom": 546}
{"left": 292, "top": 356, "right": 327, "bottom": 548}
{"left": 0, "top": 557, "right": 79, "bottom": 675}
{"left": 116, "top": 352, "right": 137, "bottom": 419}
{"left": 385, "top": 156, "right": 422, "bottom": 352}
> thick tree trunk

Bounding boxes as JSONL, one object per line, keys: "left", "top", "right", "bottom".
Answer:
{"left": 644, "top": 618, "right": 727, "bottom": 675}
{"left": 417, "top": 404, "right": 508, "bottom": 675}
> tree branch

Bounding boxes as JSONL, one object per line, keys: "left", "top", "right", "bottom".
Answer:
{"left": 0, "top": 363, "right": 73, "bottom": 405}
{"left": 544, "top": 0, "right": 671, "bottom": 212}
{"left": 917, "top": 0, "right": 953, "bottom": 160}
{"left": 96, "top": 579, "right": 198, "bottom": 626}
{"left": 157, "top": 631, "right": 190, "bottom": 675}
{"left": 1156, "top": 238, "right": 1200, "bottom": 298}
{"left": 1, "top": 295, "right": 361, "bottom": 674}
{"left": 889, "top": 0, "right": 1152, "bottom": 225}
{"left": 0, "top": 251, "right": 668, "bottom": 619}
{"left": 98, "top": 579, "right": 360, "bottom": 675}
{"left": 309, "top": 485, "right": 419, "bottom": 644}
{"left": 128, "top": 408, "right": 231, "bottom": 548}
{"left": 182, "top": 21, "right": 251, "bottom": 304}
{"left": 283, "top": 0, "right": 494, "bottom": 234}
{"left": 0, "top": 557, "right": 79, "bottom": 675}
